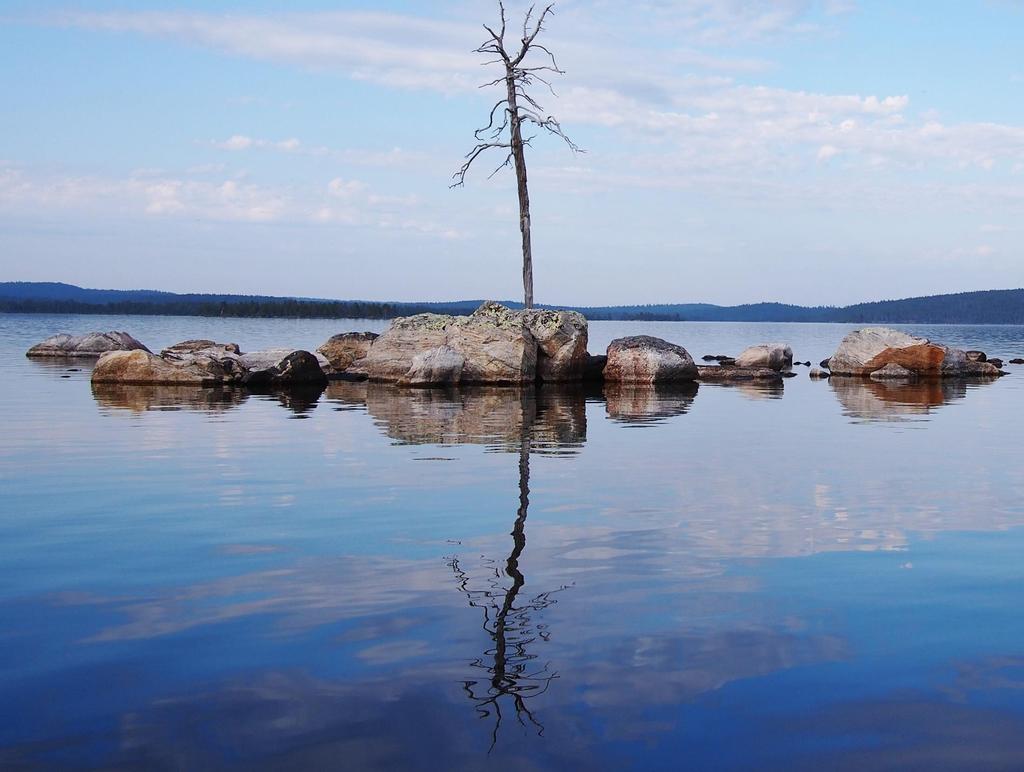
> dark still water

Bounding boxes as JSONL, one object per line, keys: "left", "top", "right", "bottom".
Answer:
{"left": 3, "top": 313, "right": 1024, "bottom": 770}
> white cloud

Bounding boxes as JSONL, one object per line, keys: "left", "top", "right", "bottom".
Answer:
{"left": 817, "top": 144, "right": 840, "bottom": 162}
{"left": 48, "top": 7, "right": 1024, "bottom": 185}
{"left": 0, "top": 165, "right": 454, "bottom": 234}
{"left": 218, "top": 134, "right": 254, "bottom": 150}
{"left": 212, "top": 135, "right": 308, "bottom": 153}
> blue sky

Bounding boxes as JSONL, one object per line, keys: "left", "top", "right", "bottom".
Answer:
{"left": 1, "top": 0, "right": 1023, "bottom": 305}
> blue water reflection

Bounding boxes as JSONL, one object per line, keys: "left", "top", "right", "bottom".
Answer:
{"left": 2, "top": 314, "right": 1024, "bottom": 769}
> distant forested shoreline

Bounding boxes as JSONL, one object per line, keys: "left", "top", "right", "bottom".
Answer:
{"left": 2, "top": 282, "right": 1023, "bottom": 324}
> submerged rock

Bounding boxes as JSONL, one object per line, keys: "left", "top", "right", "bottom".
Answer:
{"left": 734, "top": 343, "right": 793, "bottom": 371}
{"left": 603, "top": 336, "right": 698, "bottom": 383}
{"left": 696, "top": 365, "right": 783, "bottom": 381}
{"left": 27, "top": 331, "right": 149, "bottom": 358}
{"left": 827, "top": 327, "right": 1003, "bottom": 378}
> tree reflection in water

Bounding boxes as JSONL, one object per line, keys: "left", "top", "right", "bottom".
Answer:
{"left": 446, "top": 394, "right": 571, "bottom": 751}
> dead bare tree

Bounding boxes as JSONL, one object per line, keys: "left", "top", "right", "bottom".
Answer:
{"left": 452, "top": 2, "right": 581, "bottom": 309}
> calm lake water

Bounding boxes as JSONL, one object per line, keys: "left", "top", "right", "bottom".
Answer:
{"left": 3, "top": 313, "right": 1024, "bottom": 770}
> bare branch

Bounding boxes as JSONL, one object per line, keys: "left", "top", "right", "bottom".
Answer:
{"left": 525, "top": 114, "right": 582, "bottom": 153}
{"left": 512, "top": 3, "right": 554, "bottom": 66}
{"left": 530, "top": 43, "right": 562, "bottom": 72}
{"left": 487, "top": 151, "right": 514, "bottom": 179}
{"left": 451, "top": 141, "right": 512, "bottom": 187}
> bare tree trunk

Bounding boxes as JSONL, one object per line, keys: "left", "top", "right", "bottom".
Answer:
{"left": 455, "top": 3, "right": 578, "bottom": 309}
{"left": 506, "top": 76, "right": 533, "bottom": 309}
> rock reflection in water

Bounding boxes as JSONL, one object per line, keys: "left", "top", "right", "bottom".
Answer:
{"left": 830, "top": 377, "right": 977, "bottom": 422}
{"left": 264, "top": 384, "right": 326, "bottom": 417}
{"left": 91, "top": 383, "right": 249, "bottom": 413}
{"left": 328, "top": 383, "right": 588, "bottom": 455}
{"left": 702, "top": 379, "right": 786, "bottom": 400}
{"left": 604, "top": 383, "right": 699, "bottom": 426}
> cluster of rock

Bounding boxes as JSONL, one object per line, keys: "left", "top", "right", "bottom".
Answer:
{"left": 27, "top": 314, "right": 1013, "bottom": 392}
{"left": 821, "top": 328, "right": 1005, "bottom": 379}
{"left": 91, "top": 339, "right": 327, "bottom": 390}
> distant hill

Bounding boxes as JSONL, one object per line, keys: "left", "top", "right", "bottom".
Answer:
{"left": 1, "top": 282, "right": 1023, "bottom": 324}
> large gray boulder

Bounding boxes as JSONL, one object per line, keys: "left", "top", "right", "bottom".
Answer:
{"left": 361, "top": 315, "right": 450, "bottom": 382}
{"left": 603, "top": 336, "right": 698, "bottom": 383}
{"left": 828, "top": 327, "right": 1003, "bottom": 378}
{"left": 27, "top": 331, "right": 149, "bottom": 358}
{"left": 363, "top": 302, "right": 564, "bottom": 385}
{"left": 734, "top": 343, "right": 793, "bottom": 371}
{"left": 447, "top": 302, "right": 537, "bottom": 383}
{"left": 91, "top": 349, "right": 238, "bottom": 386}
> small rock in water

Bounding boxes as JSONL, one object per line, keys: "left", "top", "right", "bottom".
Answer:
{"left": 869, "top": 362, "right": 917, "bottom": 379}
{"left": 27, "top": 331, "right": 150, "bottom": 358}
{"left": 696, "top": 365, "right": 782, "bottom": 381}
{"left": 987, "top": 358, "right": 1003, "bottom": 369}
{"left": 809, "top": 367, "right": 829, "bottom": 379}
{"left": 1010, "top": 358, "right": 1024, "bottom": 365}
{"left": 735, "top": 343, "right": 793, "bottom": 371}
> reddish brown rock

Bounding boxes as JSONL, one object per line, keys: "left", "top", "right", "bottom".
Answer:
{"left": 316, "top": 332, "right": 378, "bottom": 375}
{"left": 864, "top": 343, "right": 947, "bottom": 376}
